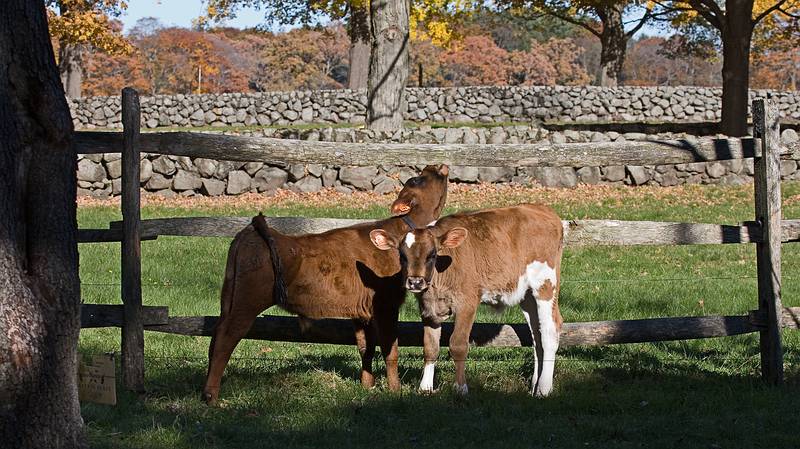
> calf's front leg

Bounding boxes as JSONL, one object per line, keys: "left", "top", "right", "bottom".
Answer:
{"left": 419, "top": 322, "right": 441, "bottom": 393}
{"left": 449, "top": 304, "right": 478, "bottom": 395}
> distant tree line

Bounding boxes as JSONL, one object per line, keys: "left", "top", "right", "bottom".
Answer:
{"left": 46, "top": 0, "right": 800, "bottom": 135}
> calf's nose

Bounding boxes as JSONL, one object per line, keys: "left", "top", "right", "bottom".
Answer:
{"left": 406, "top": 277, "right": 427, "bottom": 292}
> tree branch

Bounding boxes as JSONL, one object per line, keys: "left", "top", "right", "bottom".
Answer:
{"left": 754, "top": 0, "right": 790, "bottom": 25}
{"left": 625, "top": 7, "right": 653, "bottom": 38}
{"left": 520, "top": 5, "right": 601, "bottom": 37}
{"left": 687, "top": 0, "right": 723, "bottom": 30}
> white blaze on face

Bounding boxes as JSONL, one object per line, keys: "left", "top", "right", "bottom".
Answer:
{"left": 419, "top": 362, "right": 436, "bottom": 392}
{"left": 404, "top": 232, "right": 416, "bottom": 248}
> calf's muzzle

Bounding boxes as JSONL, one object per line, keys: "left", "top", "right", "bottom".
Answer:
{"left": 406, "top": 276, "right": 428, "bottom": 292}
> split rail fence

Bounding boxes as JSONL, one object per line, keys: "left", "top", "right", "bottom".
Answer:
{"left": 77, "top": 88, "right": 800, "bottom": 392}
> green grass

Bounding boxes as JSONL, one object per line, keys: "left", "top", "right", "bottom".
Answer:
{"left": 78, "top": 184, "right": 800, "bottom": 449}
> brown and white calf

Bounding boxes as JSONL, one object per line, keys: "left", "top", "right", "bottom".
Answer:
{"left": 370, "top": 204, "right": 564, "bottom": 397}
{"left": 202, "top": 165, "right": 449, "bottom": 405}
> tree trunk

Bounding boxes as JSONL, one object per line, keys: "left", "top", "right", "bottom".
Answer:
{"left": 59, "top": 43, "right": 84, "bottom": 99}
{"left": 595, "top": 7, "right": 626, "bottom": 87}
{"left": 367, "top": 0, "right": 410, "bottom": 132}
{"left": 719, "top": 0, "right": 755, "bottom": 137}
{"left": 348, "top": 4, "right": 370, "bottom": 90}
{"left": 0, "top": 2, "right": 84, "bottom": 449}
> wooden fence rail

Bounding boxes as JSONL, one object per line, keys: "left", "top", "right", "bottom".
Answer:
{"left": 85, "top": 216, "right": 800, "bottom": 246}
{"left": 74, "top": 131, "right": 800, "bottom": 168}
{"left": 76, "top": 92, "right": 794, "bottom": 390}
{"left": 79, "top": 305, "right": 799, "bottom": 347}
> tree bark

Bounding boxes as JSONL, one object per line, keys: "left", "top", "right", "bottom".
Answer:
{"left": 596, "top": 6, "right": 627, "bottom": 87}
{"left": 59, "top": 43, "right": 84, "bottom": 99}
{"left": 719, "top": 0, "right": 755, "bottom": 137}
{"left": 0, "top": 2, "right": 84, "bottom": 449}
{"left": 367, "top": 0, "right": 410, "bottom": 132}
{"left": 347, "top": 3, "right": 370, "bottom": 90}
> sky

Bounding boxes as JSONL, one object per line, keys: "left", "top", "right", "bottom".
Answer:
{"left": 121, "top": 0, "right": 268, "bottom": 31}
{"left": 119, "top": 0, "right": 668, "bottom": 37}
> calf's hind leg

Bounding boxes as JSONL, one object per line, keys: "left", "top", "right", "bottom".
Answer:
{"left": 521, "top": 273, "right": 562, "bottom": 397}
{"left": 354, "top": 320, "right": 377, "bottom": 388}
{"left": 203, "top": 305, "right": 265, "bottom": 404}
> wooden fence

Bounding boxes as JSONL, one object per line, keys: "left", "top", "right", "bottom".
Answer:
{"left": 77, "top": 88, "right": 800, "bottom": 392}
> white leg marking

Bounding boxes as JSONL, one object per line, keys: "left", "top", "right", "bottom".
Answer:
{"left": 454, "top": 383, "right": 469, "bottom": 395}
{"left": 419, "top": 362, "right": 436, "bottom": 392}
{"left": 535, "top": 298, "right": 558, "bottom": 397}
{"left": 404, "top": 232, "right": 415, "bottom": 248}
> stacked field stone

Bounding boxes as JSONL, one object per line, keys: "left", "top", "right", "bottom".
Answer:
{"left": 76, "top": 124, "right": 800, "bottom": 197}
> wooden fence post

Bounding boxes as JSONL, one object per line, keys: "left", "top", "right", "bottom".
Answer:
{"left": 121, "top": 87, "right": 144, "bottom": 392}
{"left": 752, "top": 97, "right": 784, "bottom": 384}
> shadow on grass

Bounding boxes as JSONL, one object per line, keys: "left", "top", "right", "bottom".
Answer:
{"left": 81, "top": 343, "right": 800, "bottom": 449}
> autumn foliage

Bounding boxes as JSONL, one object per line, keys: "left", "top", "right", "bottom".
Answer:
{"left": 80, "top": 18, "right": 798, "bottom": 97}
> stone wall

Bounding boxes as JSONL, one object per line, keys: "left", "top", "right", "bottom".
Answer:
{"left": 69, "top": 86, "right": 800, "bottom": 130}
{"left": 76, "top": 125, "right": 800, "bottom": 197}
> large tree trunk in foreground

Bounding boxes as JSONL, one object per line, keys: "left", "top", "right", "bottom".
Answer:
{"left": 0, "top": 2, "right": 84, "bottom": 449}
{"left": 367, "top": 0, "right": 410, "bottom": 132}
{"left": 348, "top": 3, "right": 371, "bottom": 90}
{"left": 595, "top": 6, "right": 626, "bottom": 87}
{"left": 59, "top": 43, "right": 84, "bottom": 99}
{"left": 719, "top": 0, "right": 755, "bottom": 137}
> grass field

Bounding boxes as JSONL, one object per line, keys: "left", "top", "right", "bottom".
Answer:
{"left": 78, "top": 183, "right": 800, "bottom": 449}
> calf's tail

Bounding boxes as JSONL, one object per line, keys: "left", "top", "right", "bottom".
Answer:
{"left": 252, "top": 213, "right": 289, "bottom": 306}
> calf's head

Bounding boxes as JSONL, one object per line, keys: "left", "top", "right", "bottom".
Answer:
{"left": 390, "top": 165, "right": 449, "bottom": 221}
{"left": 370, "top": 226, "right": 468, "bottom": 293}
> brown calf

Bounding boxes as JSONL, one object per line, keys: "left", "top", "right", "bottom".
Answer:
{"left": 370, "top": 204, "right": 563, "bottom": 397}
{"left": 202, "top": 165, "right": 449, "bottom": 405}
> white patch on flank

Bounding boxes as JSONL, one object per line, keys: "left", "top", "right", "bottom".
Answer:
{"left": 427, "top": 220, "right": 438, "bottom": 227}
{"left": 404, "top": 232, "right": 416, "bottom": 247}
{"left": 480, "top": 260, "right": 557, "bottom": 309}
{"left": 534, "top": 298, "right": 558, "bottom": 397}
{"left": 419, "top": 362, "right": 436, "bottom": 392}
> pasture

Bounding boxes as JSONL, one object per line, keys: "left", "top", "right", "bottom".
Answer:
{"left": 78, "top": 183, "right": 800, "bottom": 449}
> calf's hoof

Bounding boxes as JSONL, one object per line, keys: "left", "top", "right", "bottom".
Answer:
{"left": 202, "top": 390, "right": 218, "bottom": 406}
{"left": 453, "top": 383, "right": 469, "bottom": 396}
{"left": 533, "top": 381, "right": 553, "bottom": 398}
{"left": 360, "top": 373, "right": 376, "bottom": 389}
{"left": 418, "top": 382, "right": 436, "bottom": 395}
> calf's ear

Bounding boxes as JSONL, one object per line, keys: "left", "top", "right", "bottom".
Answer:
{"left": 437, "top": 164, "right": 449, "bottom": 177}
{"left": 370, "top": 229, "right": 397, "bottom": 250}
{"left": 390, "top": 198, "right": 415, "bottom": 216}
{"left": 440, "top": 227, "right": 468, "bottom": 248}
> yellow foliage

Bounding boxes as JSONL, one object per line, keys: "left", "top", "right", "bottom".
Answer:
{"left": 410, "top": 0, "right": 475, "bottom": 47}
{"left": 47, "top": 0, "right": 132, "bottom": 55}
{"left": 201, "top": 0, "right": 474, "bottom": 48}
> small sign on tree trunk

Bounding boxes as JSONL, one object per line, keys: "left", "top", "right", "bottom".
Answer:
{"left": 78, "top": 353, "right": 117, "bottom": 405}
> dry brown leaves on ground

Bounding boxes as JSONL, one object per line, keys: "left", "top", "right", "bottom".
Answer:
{"left": 76, "top": 183, "right": 755, "bottom": 212}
